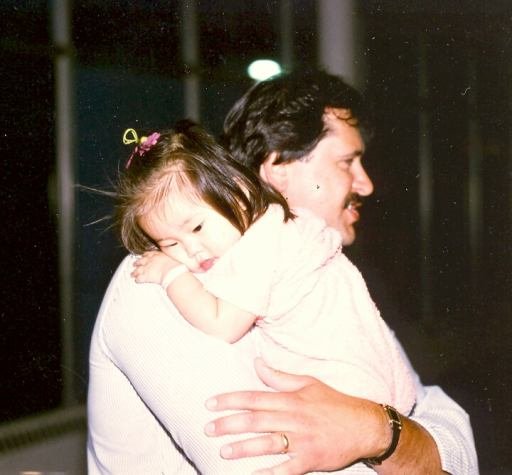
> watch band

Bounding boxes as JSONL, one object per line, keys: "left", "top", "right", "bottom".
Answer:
{"left": 363, "top": 404, "right": 402, "bottom": 466}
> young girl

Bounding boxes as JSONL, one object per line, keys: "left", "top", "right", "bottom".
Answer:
{"left": 118, "top": 120, "right": 416, "bottom": 416}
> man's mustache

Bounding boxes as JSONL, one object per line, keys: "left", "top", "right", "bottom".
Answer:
{"left": 344, "top": 193, "right": 363, "bottom": 209}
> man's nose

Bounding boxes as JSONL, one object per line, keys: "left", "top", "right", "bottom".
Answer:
{"left": 352, "top": 163, "right": 374, "bottom": 196}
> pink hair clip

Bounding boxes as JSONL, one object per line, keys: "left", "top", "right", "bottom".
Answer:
{"left": 123, "top": 128, "right": 161, "bottom": 168}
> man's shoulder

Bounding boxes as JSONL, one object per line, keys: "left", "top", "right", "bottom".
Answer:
{"left": 110, "top": 254, "right": 137, "bottom": 282}
{"left": 97, "top": 254, "right": 177, "bottom": 321}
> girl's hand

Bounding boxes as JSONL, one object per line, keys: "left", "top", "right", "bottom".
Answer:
{"left": 132, "top": 251, "right": 181, "bottom": 285}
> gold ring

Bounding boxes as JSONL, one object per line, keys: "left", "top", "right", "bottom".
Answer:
{"left": 280, "top": 433, "right": 290, "bottom": 454}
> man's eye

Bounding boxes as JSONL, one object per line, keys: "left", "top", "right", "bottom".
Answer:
{"left": 193, "top": 224, "right": 203, "bottom": 233}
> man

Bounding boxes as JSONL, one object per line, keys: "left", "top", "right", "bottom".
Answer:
{"left": 87, "top": 71, "right": 477, "bottom": 474}
{"left": 203, "top": 70, "right": 478, "bottom": 474}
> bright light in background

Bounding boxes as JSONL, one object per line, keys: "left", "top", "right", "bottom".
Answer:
{"left": 247, "top": 59, "right": 282, "bottom": 81}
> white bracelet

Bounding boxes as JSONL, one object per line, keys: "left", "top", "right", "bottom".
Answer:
{"left": 161, "top": 265, "right": 188, "bottom": 290}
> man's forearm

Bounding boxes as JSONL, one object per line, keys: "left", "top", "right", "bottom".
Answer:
{"left": 375, "top": 416, "right": 445, "bottom": 475}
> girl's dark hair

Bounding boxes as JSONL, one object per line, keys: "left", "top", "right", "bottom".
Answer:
{"left": 115, "top": 120, "right": 292, "bottom": 254}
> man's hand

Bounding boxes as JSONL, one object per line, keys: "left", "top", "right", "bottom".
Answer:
{"left": 204, "top": 358, "right": 390, "bottom": 474}
{"left": 205, "top": 358, "right": 444, "bottom": 475}
{"left": 131, "top": 250, "right": 179, "bottom": 285}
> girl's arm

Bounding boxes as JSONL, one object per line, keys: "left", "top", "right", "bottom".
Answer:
{"left": 167, "top": 271, "right": 256, "bottom": 342}
{"left": 133, "top": 251, "right": 257, "bottom": 343}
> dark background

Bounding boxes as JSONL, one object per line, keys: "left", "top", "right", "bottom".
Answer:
{"left": 1, "top": 1, "right": 510, "bottom": 473}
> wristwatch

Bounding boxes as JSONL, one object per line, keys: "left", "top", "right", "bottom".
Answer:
{"left": 363, "top": 404, "right": 403, "bottom": 466}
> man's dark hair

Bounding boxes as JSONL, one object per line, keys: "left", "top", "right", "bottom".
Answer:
{"left": 222, "top": 70, "right": 373, "bottom": 171}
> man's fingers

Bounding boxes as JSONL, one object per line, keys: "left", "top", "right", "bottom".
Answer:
{"left": 205, "top": 410, "right": 297, "bottom": 436}
{"left": 218, "top": 433, "right": 310, "bottom": 475}
{"left": 254, "top": 358, "right": 313, "bottom": 392}
{"left": 206, "top": 358, "right": 316, "bottom": 413}
{"left": 219, "top": 432, "right": 293, "bottom": 460}
{"left": 207, "top": 389, "right": 296, "bottom": 413}
{"left": 252, "top": 456, "right": 307, "bottom": 475}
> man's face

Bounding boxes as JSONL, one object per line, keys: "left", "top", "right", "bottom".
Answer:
{"left": 276, "top": 108, "right": 374, "bottom": 245}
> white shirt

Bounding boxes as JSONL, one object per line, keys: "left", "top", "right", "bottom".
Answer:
{"left": 87, "top": 255, "right": 478, "bottom": 474}
{"left": 204, "top": 206, "right": 415, "bottom": 414}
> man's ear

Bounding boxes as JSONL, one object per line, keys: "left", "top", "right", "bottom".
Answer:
{"left": 259, "top": 152, "right": 288, "bottom": 193}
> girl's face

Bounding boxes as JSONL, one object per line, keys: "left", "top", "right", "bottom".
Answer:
{"left": 138, "top": 191, "right": 242, "bottom": 273}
